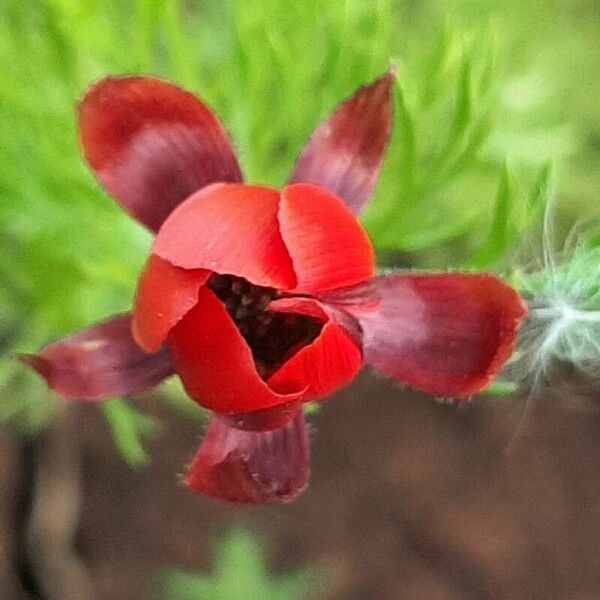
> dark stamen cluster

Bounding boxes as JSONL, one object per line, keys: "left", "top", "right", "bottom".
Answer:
{"left": 207, "top": 274, "right": 322, "bottom": 379}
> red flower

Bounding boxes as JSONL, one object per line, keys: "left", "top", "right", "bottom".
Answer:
{"left": 19, "top": 71, "right": 527, "bottom": 504}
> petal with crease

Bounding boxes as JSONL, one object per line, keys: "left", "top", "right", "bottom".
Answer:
{"left": 185, "top": 410, "right": 310, "bottom": 504}
{"left": 320, "top": 274, "right": 527, "bottom": 398}
{"left": 267, "top": 297, "right": 363, "bottom": 401}
{"left": 17, "top": 313, "right": 173, "bottom": 401}
{"left": 169, "top": 286, "right": 304, "bottom": 413}
{"left": 153, "top": 184, "right": 297, "bottom": 290}
{"left": 288, "top": 70, "right": 394, "bottom": 214}
{"left": 132, "top": 254, "right": 210, "bottom": 353}
{"left": 278, "top": 184, "right": 374, "bottom": 293}
{"left": 78, "top": 76, "right": 242, "bottom": 231}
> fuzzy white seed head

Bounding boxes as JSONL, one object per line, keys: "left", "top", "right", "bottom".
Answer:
{"left": 509, "top": 200, "right": 600, "bottom": 391}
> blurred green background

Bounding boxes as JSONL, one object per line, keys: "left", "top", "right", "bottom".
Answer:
{"left": 1, "top": 1, "right": 599, "bottom": 597}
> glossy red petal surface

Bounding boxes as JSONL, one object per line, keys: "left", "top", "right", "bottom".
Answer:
{"left": 78, "top": 77, "right": 242, "bottom": 231}
{"left": 132, "top": 254, "right": 210, "bottom": 353}
{"left": 267, "top": 297, "right": 362, "bottom": 401}
{"left": 278, "top": 184, "right": 375, "bottom": 293}
{"left": 169, "top": 286, "right": 304, "bottom": 413}
{"left": 153, "top": 184, "right": 297, "bottom": 289}
{"left": 17, "top": 314, "right": 173, "bottom": 401}
{"left": 288, "top": 70, "right": 394, "bottom": 214}
{"left": 185, "top": 410, "right": 309, "bottom": 504}
{"left": 321, "top": 274, "right": 527, "bottom": 398}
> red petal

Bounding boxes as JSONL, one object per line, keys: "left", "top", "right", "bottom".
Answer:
{"left": 17, "top": 314, "right": 173, "bottom": 401}
{"left": 288, "top": 70, "right": 395, "bottom": 215}
{"left": 321, "top": 274, "right": 527, "bottom": 398}
{"left": 153, "top": 184, "right": 297, "bottom": 289}
{"left": 278, "top": 184, "right": 375, "bottom": 293}
{"left": 267, "top": 297, "right": 362, "bottom": 401}
{"left": 78, "top": 77, "right": 242, "bottom": 232}
{"left": 185, "top": 410, "right": 310, "bottom": 504}
{"left": 169, "top": 287, "right": 304, "bottom": 413}
{"left": 132, "top": 254, "right": 210, "bottom": 352}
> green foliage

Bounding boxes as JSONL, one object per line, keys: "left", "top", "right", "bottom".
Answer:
{"left": 101, "top": 398, "right": 160, "bottom": 468}
{"left": 468, "top": 162, "right": 552, "bottom": 268}
{"left": 481, "top": 380, "right": 518, "bottom": 396}
{"left": 0, "top": 367, "right": 58, "bottom": 436}
{"left": 363, "top": 27, "right": 497, "bottom": 251}
{"left": 158, "top": 529, "right": 325, "bottom": 600}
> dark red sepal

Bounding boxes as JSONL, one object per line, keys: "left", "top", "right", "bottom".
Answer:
{"left": 17, "top": 313, "right": 173, "bottom": 401}
{"left": 321, "top": 273, "right": 527, "bottom": 398}
{"left": 78, "top": 76, "right": 242, "bottom": 231}
{"left": 185, "top": 410, "right": 310, "bottom": 504}
{"left": 288, "top": 69, "right": 395, "bottom": 215}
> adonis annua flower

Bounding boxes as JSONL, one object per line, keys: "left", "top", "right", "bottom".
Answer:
{"left": 19, "top": 70, "right": 527, "bottom": 503}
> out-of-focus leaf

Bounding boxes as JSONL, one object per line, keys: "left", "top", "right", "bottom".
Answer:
{"left": 470, "top": 164, "right": 514, "bottom": 268}
{"left": 394, "top": 81, "right": 417, "bottom": 206}
{"left": 303, "top": 402, "right": 321, "bottom": 416}
{"left": 526, "top": 162, "right": 553, "bottom": 224}
{"left": 374, "top": 196, "right": 479, "bottom": 252}
{"left": 481, "top": 380, "right": 518, "bottom": 396}
{"left": 433, "top": 53, "right": 473, "bottom": 173}
{"left": 0, "top": 372, "right": 59, "bottom": 436}
{"left": 468, "top": 162, "right": 553, "bottom": 268}
{"left": 158, "top": 528, "right": 326, "bottom": 600}
{"left": 101, "top": 398, "right": 159, "bottom": 469}
{"left": 420, "top": 25, "right": 453, "bottom": 108}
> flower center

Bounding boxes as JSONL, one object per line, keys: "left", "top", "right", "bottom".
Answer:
{"left": 207, "top": 274, "right": 322, "bottom": 379}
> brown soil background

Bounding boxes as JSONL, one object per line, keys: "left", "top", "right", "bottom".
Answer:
{"left": 2, "top": 371, "right": 600, "bottom": 600}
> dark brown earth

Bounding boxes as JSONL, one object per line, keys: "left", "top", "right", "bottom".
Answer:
{"left": 2, "top": 371, "right": 600, "bottom": 600}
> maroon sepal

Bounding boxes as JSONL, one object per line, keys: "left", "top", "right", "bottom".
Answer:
{"left": 78, "top": 76, "right": 243, "bottom": 232}
{"left": 17, "top": 313, "right": 173, "bottom": 401}
{"left": 185, "top": 410, "right": 310, "bottom": 504}
{"left": 320, "top": 273, "right": 527, "bottom": 398}
{"left": 288, "top": 69, "right": 395, "bottom": 215}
